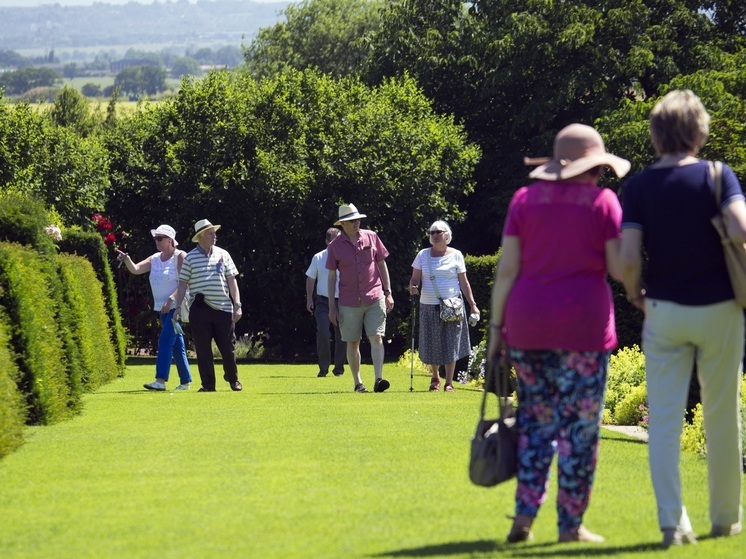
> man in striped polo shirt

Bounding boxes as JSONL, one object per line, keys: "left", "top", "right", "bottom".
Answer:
{"left": 174, "top": 219, "right": 243, "bottom": 392}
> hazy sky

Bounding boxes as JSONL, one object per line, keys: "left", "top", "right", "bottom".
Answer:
{"left": 0, "top": 0, "right": 285, "bottom": 6}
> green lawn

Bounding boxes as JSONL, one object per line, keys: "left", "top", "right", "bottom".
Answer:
{"left": 0, "top": 361, "right": 741, "bottom": 558}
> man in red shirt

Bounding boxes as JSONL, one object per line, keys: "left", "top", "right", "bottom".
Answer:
{"left": 326, "top": 204, "right": 395, "bottom": 393}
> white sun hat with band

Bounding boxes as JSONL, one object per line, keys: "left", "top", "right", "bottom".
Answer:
{"left": 334, "top": 203, "right": 367, "bottom": 226}
{"left": 524, "top": 123, "right": 631, "bottom": 181}
{"left": 191, "top": 219, "right": 221, "bottom": 242}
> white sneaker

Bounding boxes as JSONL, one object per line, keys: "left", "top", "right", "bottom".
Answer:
{"left": 174, "top": 383, "right": 191, "bottom": 391}
{"left": 144, "top": 381, "right": 166, "bottom": 391}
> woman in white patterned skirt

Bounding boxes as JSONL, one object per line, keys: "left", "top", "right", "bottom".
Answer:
{"left": 408, "top": 220, "right": 480, "bottom": 391}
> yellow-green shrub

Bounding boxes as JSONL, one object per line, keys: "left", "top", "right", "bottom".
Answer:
{"left": 0, "top": 317, "right": 25, "bottom": 458}
{"left": 58, "top": 254, "right": 119, "bottom": 389}
{"left": 0, "top": 242, "right": 69, "bottom": 424}
{"left": 58, "top": 229, "right": 126, "bottom": 374}
{"left": 613, "top": 382, "right": 648, "bottom": 426}
{"left": 681, "top": 403, "right": 706, "bottom": 456}
{"left": 605, "top": 345, "right": 646, "bottom": 423}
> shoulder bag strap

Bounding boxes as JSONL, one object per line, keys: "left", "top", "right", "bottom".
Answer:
{"left": 710, "top": 160, "right": 723, "bottom": 207}
{"left": 426, "top": 249, "right": 443, "bottom": 301}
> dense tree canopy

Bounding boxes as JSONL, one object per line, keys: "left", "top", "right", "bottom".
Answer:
{"left": 102, "top": 68, "right": 479, "bottom": 352}
{"left": 0, "top": 96, "right": 110, "bottom": 226}
{"left": 244, "top": 0, "right": 385, "bottom": 79}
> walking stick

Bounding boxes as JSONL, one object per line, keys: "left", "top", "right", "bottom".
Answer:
{"left": 410, "top": 294, "right": 416, "bottom": 392}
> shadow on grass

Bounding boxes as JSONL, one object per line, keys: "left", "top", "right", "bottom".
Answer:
{"left": 369, "top": 539, "right": 498, "bottom": 557}
{"left": 371, "top": 539, "right": 661, "bottom": 557}
{"left": 600, "top": 433, "right": 647, "bottom": 446}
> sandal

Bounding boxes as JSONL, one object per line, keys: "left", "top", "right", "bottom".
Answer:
{"left": 429, "top": 379, "right": 440, "bottom": 391}
{"left": 444, "top": 383, "right": 454, "bottom": 392}
{"left": 507, "top": 515, "right": 534, "bottom": 544}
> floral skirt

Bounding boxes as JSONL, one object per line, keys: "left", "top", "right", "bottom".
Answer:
{"left": 418, "top": 303, "right": 471, "bottom": 366}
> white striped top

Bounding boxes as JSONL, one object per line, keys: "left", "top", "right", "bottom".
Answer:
{"left": 179, "top": 245, "right": 238, "bottom": 313}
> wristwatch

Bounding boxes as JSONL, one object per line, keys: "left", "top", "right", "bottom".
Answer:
{"left": 383, "top": 289, "right": 391, "bottom": 296}
{"left": 234, "top": 302, "right": 242, "bottom": 308}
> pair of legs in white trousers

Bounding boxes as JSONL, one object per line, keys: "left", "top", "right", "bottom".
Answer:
{"left": 644, "top": 298, "right": 743, "bottom": 535}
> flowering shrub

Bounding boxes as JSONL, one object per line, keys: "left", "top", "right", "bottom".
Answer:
{"left": 90, "top": 212, "right": 127, "bottom": 248}
{"left": 44, "top": 225, "right": 62, "bottom": 241}
{"left": 466, "top": 338, "right": 487, "bottom": 383}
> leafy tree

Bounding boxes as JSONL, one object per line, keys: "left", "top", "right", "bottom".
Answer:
{"left": 62, "top": 63, "right": 79, "bottom": 80}
{"left": 170, "top": 56, "right": 201, "bottom": 78}
{"left": 81, "top": 83, "right": 102, "bottom": 97}
{"left": 0, "top": 49, "right": 30, "bottom": 68}
{"left": 364, "top": 0, "right": 729, "bottom": 254}
{"left": 244, "top": 0, "right": 385, "bottom": 79}
{"left": 140, "top": 65, "right": 167, "bottom": 96}
{"left": 102, "top": 68, "right": 480, "bottom": 355}
{"left": 49, "top": 85, "right": 99, "bottom": 137}
{"left": 0, "top": 97, "right": 109, "bottom": 226}
{"left": 0, "top": 67, "right": 60, "bottom": 95}
{"left": 214, "top": 45, "right": 244, "bottom": 68}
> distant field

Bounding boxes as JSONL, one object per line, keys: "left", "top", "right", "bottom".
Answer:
{"left": 62, "top": 76, "right": 181, "bottom": 99}
{"left": 26, "top": 99, "right": 158, "bottom": 118}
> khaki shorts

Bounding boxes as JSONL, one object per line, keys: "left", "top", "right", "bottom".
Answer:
{"left": 339, "top": 298, "right": 386, "bottom": 342}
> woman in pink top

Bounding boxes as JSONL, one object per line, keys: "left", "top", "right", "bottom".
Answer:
{"left": 487, "top": 124, "right": 629, "bottom": 544}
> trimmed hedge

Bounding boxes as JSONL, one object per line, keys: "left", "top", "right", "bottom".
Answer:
{"left": 0, "top": 193, "right": 126, "bottom": 461}
{"left": 58, "top": 229, "right": 127, "bottom": 374}
{"left": 58, "top": 254, "right": 120, "bottom": 389}
{"left": 0, "top": 242, "right": 70, "bottom": 424}
{"left": 0, "top": 318, "right": 25, "bottom": 458}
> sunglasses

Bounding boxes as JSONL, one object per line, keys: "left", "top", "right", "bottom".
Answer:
{"left": 154, "top": 236, "right": 168, "bottom": 241}
{"left": 429, "top": 230, "right": 445, "bottom": 235}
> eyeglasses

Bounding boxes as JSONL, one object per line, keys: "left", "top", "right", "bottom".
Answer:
{"left": 154, "top": 236, "right": 167, "bottom": 241}
{"left": 429, "top": 230, "right": 445, "bottom": 235}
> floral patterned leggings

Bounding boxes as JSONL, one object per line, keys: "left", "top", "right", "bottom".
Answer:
{"left": 509, "top": 348, "right": 609, "bottom": 534}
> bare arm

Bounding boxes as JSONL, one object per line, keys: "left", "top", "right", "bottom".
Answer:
{"left": 619, "top": 228, "right": 645, "bottom": 310}
{"left": 604, "top": 237, "right": 623, "bottom": 282}
{"left": 116, "top": 249, "right": 151, "bottom": 275}
{"left": 305, "top": 276, "right": 315, "bottom": 313}
{"left": 408, "top": 267, "right": 422, "bottom": 296}
{"left": 457, "top": 272, "right": 479, "bottom": 316}
{"left": 487, "top": 236, "right": 520, "bottom": 362}
{"left": 227, "top": 275, "right": 242, "bottom": 323}
{"left": 327, "top": 269, "right": 338, "bottom": 325}
{"left": 377, "top": 259, "right": 394, "bottom": 312}
{"left": 173, "top": 280, "right": 190, "bottom": 319}
{"left": 724, "top": 199, "right": 746, "bottom": 244}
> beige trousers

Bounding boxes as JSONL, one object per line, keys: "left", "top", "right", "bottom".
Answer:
{"left": 643, "top": 298, "right": 744, "bottom": 532}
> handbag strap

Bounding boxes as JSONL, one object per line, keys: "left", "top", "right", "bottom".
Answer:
{"left": 425, "top": 248, "right": 461, "bottom": 302}
{"left": 480, "top": 360, "right": 511, "bottom": 420}
{"left": 426, "top": 249, "right": 443, "bottom": 301}
{"left": 710, "top": 160, "right": 723, "bottom": 206}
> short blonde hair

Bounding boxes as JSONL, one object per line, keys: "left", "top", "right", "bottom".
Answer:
{"left": 650, "top": 89, "right": 710, "bottom": 156}
{"left": 428, "top": 220, "right": 452, "bottom": 245}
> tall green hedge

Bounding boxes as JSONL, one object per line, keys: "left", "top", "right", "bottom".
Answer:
{"left": 0, "top": 317, "right": 25, "bottom": 458}
{"left": 58, "top": 254, "right": 120, "bottom": 389}
{"left": 0, "top": 192, "right": 126, "bottom": 445}
{"left": 463, "top": 250, "right": 644, "bottom": 352}
{"left": 59, "top": 229, "right": 127, "bottom": 373}
{"left": 0, "top": 242, "right": 70, "bottom": 424}
{"left": 464, "top": 251, "right": 499, "bottom": 347}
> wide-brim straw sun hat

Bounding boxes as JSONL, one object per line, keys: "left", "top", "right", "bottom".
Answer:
{"left": 192, "top": 219, "right": 221, "bottom": 242}
{"left": 524, "top": 123, "right": 631, "bottom": 181}
{"left": 334, "top": 204, "right": 367, "bottom": 226}
{"left": 150, "top": 224, "right": 178, "bottom": 246}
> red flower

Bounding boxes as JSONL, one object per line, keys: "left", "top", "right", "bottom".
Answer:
{"left": 103, "top": 233, "right": 117, "bottom": 246}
